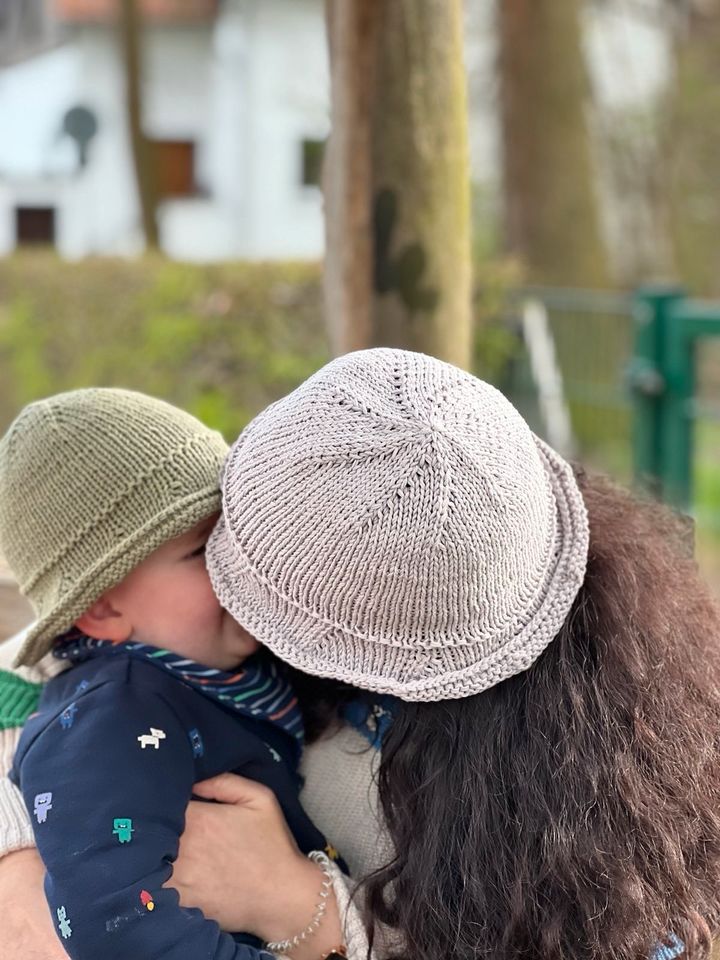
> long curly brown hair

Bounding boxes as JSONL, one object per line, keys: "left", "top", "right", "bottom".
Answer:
{"left": 295, "top": 469, "right": 720, "bottom": 960}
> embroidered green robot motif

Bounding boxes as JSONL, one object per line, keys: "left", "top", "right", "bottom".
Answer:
{"left": 112, "top": 817, "right": 134, "bottom": 843}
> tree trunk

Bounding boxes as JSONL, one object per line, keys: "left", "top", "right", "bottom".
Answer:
{"left": 323, "top": 0, "right": 472, "bottom": 369}
{"left": 664, "top": 0, "right": 720, "bottom": 294}
{"left": 498, "top": 0, "right": 608, "bottom": 287}
{"left": 119, "top": 0, "right": 160, "bottom": 249}
{"left": 323, "top": 0, "right": 379, "bottom": 355}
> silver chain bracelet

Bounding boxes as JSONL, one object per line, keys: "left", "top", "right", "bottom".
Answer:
{"left": 265, "top": 851, "right": 334, "bottom": 955}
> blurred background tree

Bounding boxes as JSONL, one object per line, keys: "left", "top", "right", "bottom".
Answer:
{"left": 498, "top": 0, "right": 609, "bottom": 288}
{"left": 664, "top": 0, "right": 720, "bottom": 294}
{"left": 119, "top": 0, "right": 159, "bottom": 249}
{"left": 324, "top": 0, "right": 472, "bottom": 369}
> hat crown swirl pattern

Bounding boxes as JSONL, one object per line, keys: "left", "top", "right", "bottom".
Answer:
{"left": 208, "top": 348, "right": 589, "bottom": 702}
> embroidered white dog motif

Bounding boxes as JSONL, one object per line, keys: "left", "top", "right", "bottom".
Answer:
{"left": 137, "top": 728, "right": 167, "bottom": 750}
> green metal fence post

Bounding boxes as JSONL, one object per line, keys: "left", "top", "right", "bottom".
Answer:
{"left": 661, "top": 304, "right": 694, "bottom": 509}
{"left": 630, "top": 286, "right": 685, "bottom": 497}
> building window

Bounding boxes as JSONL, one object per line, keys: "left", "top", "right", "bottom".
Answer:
{"left": 15, "top": 207, "right": 56, "bottom": 246}
{"left": 301, "top": 139, "right": 324, "bottom": 188}
{"left": 150, "top": 140, "right": 197, "bottom": 198}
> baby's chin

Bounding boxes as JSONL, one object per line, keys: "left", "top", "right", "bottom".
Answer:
{"left": 214, "top": 625, "right": 262, "bottom": 671}
{"left": 209, "top": 650, "right": 255, "bottom": 672}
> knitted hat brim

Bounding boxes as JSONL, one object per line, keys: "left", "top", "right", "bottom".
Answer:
{"left": 12, "top": 487, "right": 222, "bottom": 668}
{"left": 207, "top": 436, "right": 589, "bottom": 702}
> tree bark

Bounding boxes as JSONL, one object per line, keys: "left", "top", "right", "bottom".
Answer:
{"left": 664, "top": 0, "right": 720, "bottom": 294}
{"left": 498, "top": 0, "right": 608, "bottom": 287}
{"left": 119, "top": 0, "right": 160, "bottom": 249}
{"left": 323, "top": 0, "right": 379, "bottom": 355}
{"left": 323, "top": 0, "right": 472, "bottom": 369}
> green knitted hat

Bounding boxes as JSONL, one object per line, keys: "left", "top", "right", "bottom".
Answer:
{"left": 0, "top": 388, "right": 229, "bottom": 667}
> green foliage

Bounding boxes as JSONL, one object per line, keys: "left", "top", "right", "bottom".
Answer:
{"left": 695, "top": 421, "right": 720, "bottom": 527}
{"left": 0, "top": 254, "right": 717, "bottom": 586}
{"left": 694, "top": 420, "right": 720, "bottom": 590}
{"left": 472, "top": 257, "right": 523, "bottom": 385}
{"left": 0, "top": 253, "right": 521, "bottom": 441}
{"left": 0, "top": 255, "right": 329, "bottom": 439}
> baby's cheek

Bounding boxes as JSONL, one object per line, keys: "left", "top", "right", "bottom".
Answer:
{"left": 185, "top": 569, "right": 217, "bottom": 607}
{"left": 201, "top": 594, "right": 226, "bottom": 636}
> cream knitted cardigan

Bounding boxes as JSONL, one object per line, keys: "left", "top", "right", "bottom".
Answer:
{"left": 0, "top": 632, "right": 382, "bottom": 960}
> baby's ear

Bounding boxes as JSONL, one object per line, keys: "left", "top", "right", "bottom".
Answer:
{"left": 74, "top": 597, "right": 131, "bottom": 643}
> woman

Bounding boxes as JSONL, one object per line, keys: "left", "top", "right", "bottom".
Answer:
{"left": 1, "top": 348, "right": 720, "bottom": 960}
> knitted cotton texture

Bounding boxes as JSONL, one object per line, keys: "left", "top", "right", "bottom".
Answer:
{"left": 0, "top": 388, "right": 228, "bottom": 667}
{"left": 208, "top": 348, "right": 589, "bottom": 702}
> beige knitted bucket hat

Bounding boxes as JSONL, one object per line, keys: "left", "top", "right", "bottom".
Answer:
{"left": 208, "top": 349, "right": 589, "bottom": 702}
{"left": 0, "top": 388, "right": 228, "bottom": 667}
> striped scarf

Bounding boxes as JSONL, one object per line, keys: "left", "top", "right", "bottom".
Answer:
{"left": 53, "top": 633, "right": 303, "bottom": 745}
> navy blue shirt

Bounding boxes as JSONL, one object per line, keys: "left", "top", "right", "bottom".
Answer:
{"left": 11, "top": 643, "right": 341, "bottom": 959}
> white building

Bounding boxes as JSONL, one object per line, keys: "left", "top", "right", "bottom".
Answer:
{"left": 0, "top": 0, "right": 672, "bottom": 262}
{"left": 0, "top": 0, "right": 329, "bottom": 259}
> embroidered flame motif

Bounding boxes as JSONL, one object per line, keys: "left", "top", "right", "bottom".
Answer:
{"left": 140, "top": 890, "right": 155, "bottom": 911}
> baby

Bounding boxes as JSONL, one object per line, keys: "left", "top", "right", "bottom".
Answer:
{"left": 0, "top": 388, "right": 342, "bottom": 959}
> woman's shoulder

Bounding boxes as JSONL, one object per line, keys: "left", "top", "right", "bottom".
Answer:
{"left": 300, "top": 722, "right": 392, "bottom": 879}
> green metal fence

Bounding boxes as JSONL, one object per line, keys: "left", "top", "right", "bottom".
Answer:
{"left": 503, "top": 286, "right": 636, "bottom": 480}
{"left": 633, "top": 288, "right": 720, "bottom": 583}
{"left": 633, "top": 288, "right": 720, "bottom": 509}
{"left": 501, "top": 285, "right": 720, "bottom": 586}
